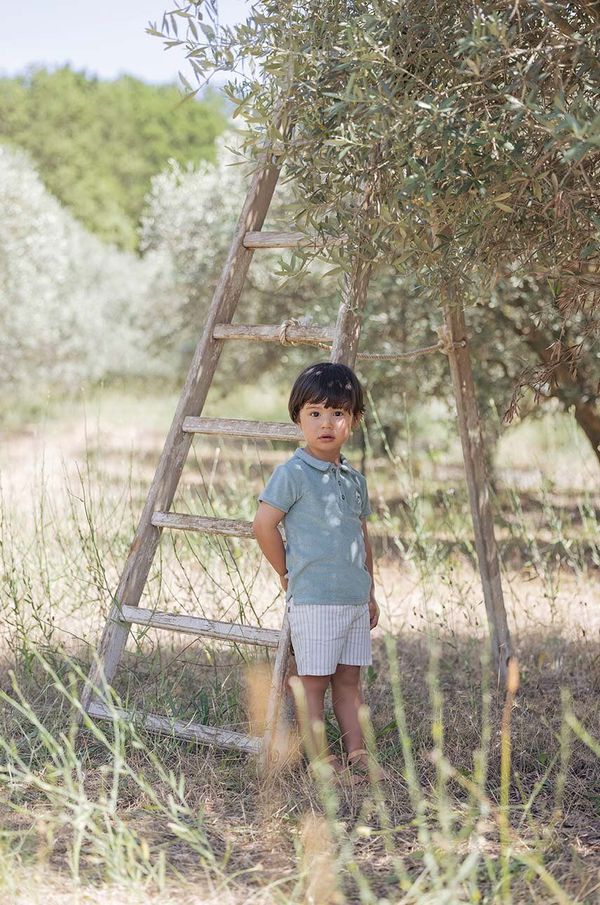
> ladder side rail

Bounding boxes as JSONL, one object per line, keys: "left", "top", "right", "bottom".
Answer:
{"left": 82, "top": 156, "right": 282, "bottom": 710}
{"left": 261, "top": 609, "right": 293, "bottom": 765}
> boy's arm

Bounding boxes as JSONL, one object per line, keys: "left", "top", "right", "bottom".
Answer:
{"left": 362, "top": 519, "right": 379, "bottom": 629}
{"left": 253, "top": 502, "right": 288, "bottom": 590}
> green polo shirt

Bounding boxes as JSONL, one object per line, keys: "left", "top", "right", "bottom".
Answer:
{"left": 258, "top": 447, "right": 372, "bottom": 605}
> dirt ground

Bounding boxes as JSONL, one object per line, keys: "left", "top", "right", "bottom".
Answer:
{"left": 1, "top": 394, "right": 599, "bottom": 903}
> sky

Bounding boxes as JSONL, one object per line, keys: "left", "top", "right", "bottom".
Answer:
{"left": 0, "top": 0, "right": 250, "bottom": 85}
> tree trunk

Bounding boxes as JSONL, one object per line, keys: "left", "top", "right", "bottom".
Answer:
{"left": 497, "top": 304, "right": 600, "bottom": 468}
{"left": 574, "top": 400, "right": 600, "bottom": 467}
{"left": 443, "top": 294, "right": 512, "bottom": 682}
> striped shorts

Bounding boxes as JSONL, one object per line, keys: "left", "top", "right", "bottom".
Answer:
{"left": 288, "top": 599, "right": 372, "bottom": 676}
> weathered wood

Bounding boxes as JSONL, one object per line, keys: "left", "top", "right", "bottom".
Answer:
{"left": 261, "top": 607, "right": 293, "bottom": 766}
{"left": 151, "top": 511, "right": 255, "bottom": 538}
{"left": 213, "top": 323, "right": 334, "bottom": 344}
{"left": 243, "top": 230, "right": 342, "bottom": 249}
{"left": 212, "top": 324, "right": 447, "bottom": 362}
{"left": 330, "top": 259, "right": 373, "bottom": 367}
{"left": 183, "top": 417, "right": 302, "bottom": 442}
{"left": 86, "top": 700, "right": 261, "bottom": 754}
{"left": 244, "top": 230, "right": 303, "bottom": 248}
{"left": 442, "top": 298, "right": 512, "bottom": 681}
{"left": 119, "top": 605, "right": 280, "bottom": 648}
{"left": 81, "top": 144, "right": 283, "bottom": 712}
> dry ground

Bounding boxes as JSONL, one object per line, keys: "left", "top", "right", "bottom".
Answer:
{"left": 1, "top": 391, "right": 599, "bottom": 903}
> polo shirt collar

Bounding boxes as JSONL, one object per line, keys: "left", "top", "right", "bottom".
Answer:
{"left": 294, "top": 447, "right": 349, "bottom": 471}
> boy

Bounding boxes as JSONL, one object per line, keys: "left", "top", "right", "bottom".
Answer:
{"left": 253, "top": 362, "right": 379, "bottom": 778}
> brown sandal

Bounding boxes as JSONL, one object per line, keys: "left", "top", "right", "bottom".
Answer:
{"left": 308, "top": 752, "right": 345, "bottom": 781}
{"left": 345, "top": 748, "right": 386, "bottom": 784}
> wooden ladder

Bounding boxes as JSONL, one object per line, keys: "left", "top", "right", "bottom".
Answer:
{"left": 82, "top": 131, "right": 513, "bottom": 755}
{"left": 80, "top": 146, "right": 373, "bottom": 760}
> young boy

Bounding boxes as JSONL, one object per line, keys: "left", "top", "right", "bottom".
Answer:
{"left": 253, "top": 362, "right": 379, "bottom": 777}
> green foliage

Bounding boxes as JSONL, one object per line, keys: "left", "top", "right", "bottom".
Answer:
{"left": 0, "top": 66, "right": 228, "bottom": 249}
{"left": 140, "top": 132, "right": 600, "bottom": 465}
{"left": 0, "top": 145, "right": 181, "bottom": 403}
{"left": 150, "top": 0, "right": 600, "bottom": 463}
{"left": 155, "top": 1, "right": 599, "bottom": 295}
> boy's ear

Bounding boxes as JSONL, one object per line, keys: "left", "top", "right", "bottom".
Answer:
{"left": 352, "top": 412, "right": 363, "bottom": 428}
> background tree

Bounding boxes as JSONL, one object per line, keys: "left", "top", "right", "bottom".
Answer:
{"left": 0, "top": 66, "right": 227, "bottom": 249}
{"left": 0, "top": 145, "right": 180, "bottom": 406}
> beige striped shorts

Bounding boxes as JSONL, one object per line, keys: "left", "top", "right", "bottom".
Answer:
{"left": 288, "top": 598, "right": 372, "bottom": 676}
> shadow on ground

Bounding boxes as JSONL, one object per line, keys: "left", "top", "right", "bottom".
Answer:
{"left": 0, "top": 626, "right": 599, "bottom": 902}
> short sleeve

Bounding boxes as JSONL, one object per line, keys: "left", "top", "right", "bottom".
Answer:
{"left": 258, "top": 463, "right": 301, "bottom": 514}
{"left": 359, "top": 475, "right": 372, "bottom": 520}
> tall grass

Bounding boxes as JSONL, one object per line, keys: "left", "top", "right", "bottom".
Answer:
{"left": 0, "top": 401, "right": 599, "bottom": 902}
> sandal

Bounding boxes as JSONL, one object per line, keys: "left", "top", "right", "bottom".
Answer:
{"left": 345, "top": 748, "right": 386, "bottom": 785}
{"left": 308, "top": 752, "right": 345, "bottom": 781}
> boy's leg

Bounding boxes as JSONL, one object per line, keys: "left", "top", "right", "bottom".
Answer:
{"left": 330, "top": 664, "right": 363, "bottom": 756}
{"left": 296, "top": 674, "right": 333, "bottom": 760}
{"left": 299, "top": 674, "right": 331, "bottom": 724}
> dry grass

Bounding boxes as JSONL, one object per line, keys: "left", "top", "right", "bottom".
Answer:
{"left": 0, "top": 391, "right": 599, "bottom": 903}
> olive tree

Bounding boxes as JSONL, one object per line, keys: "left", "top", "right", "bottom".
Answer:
{"left": 0, "top": 145, "right": 179, "bottom": 402}
{"left": 153, "top": 0, "right": 600, "bottom": 459}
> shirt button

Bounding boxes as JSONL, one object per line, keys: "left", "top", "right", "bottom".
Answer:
{"left": 342, "top": 495, "right": 345, "bottom": 500}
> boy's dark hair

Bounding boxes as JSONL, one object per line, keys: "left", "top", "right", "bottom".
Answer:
{"left": 288, "top": 362, "right": 365, "bottom": 423}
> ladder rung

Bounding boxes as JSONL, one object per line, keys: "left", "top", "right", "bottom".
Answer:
{"left": 152, "top": 511, "right": 254, "bottom": 538}
{"left": 213, "top": 324, "right": 334, "bottom": 344}
{"left": 243, "top": 230, "right": 343, "bottom": 249}
{"left": 119, "top": 605, "right": 280, "bottom": 648}
{"left": 86, "top": 700, "right": 261, "bottom": 753}
{"left": 182, "top": 417, "right": 301, "bottom": 442}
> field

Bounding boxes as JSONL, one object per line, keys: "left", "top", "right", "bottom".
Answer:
{"left": 0, "top": 385, "right": 599, "bottom": 904}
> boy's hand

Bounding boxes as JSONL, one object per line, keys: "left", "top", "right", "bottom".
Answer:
{"left": 369, "top": 596, "right": 379, "bottom": 629}
{"left": 279, "top": 572, "right": 289, "bottom": 592}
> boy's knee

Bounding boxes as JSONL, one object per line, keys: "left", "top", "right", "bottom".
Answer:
{"left": 303, "top": 674, "right": 332, "bottom": 692}
{"left": 332, "top": 664, "right": 361, "bottom": 686}
{"left": 289, "top": 673, "right": 331, "bottom": 694}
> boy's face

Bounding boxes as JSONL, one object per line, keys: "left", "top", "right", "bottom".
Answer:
{"left": 297, "top": 402, "right": 357, "bottom": 462}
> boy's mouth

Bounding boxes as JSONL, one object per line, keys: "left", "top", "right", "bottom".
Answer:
{"left": 319, "top": 434, "right": 335, "bottom": 440}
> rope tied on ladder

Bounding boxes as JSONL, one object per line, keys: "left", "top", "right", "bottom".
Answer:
{"left": 278, "top": 317, "right": 300, "bottom": 346}
{"left": 277, "top": 318, "right": 467, "bottom": 359}
{"left": 278, "top": 317, "right": 331, "bottom": 350}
